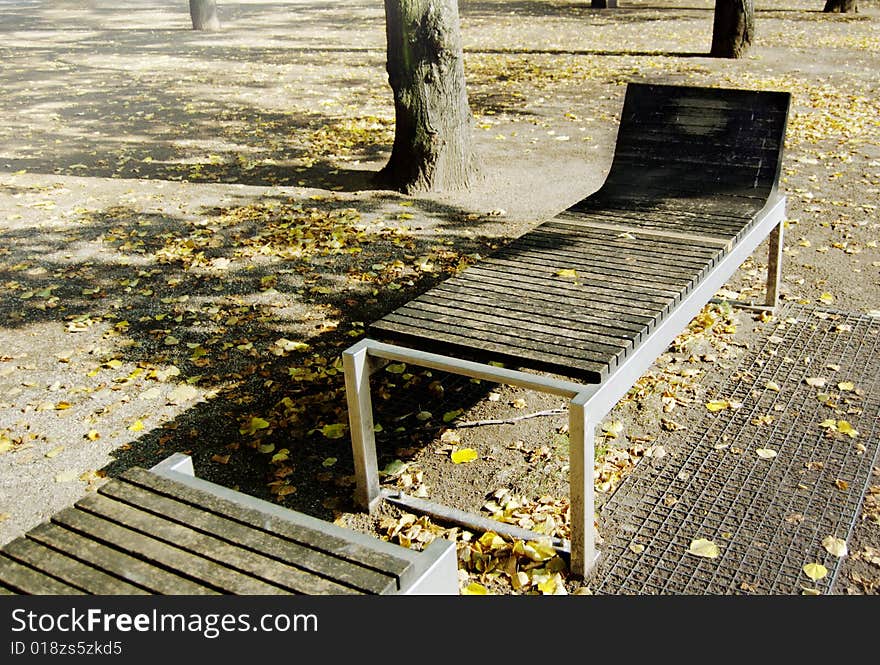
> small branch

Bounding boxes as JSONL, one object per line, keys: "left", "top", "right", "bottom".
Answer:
{"left": 453, "top": 408, "right": 567, "bottom": 428}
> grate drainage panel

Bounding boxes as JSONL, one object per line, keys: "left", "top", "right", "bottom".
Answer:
{"left": 593, "top": 305, "right": 880, "bottom": 594}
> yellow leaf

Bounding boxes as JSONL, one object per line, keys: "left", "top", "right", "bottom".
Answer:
{"left": 601, "top": 420, "right": 624, "bottom": 438}
{"left": 801, "top": 587, "right": 821, "bottom": 596}
{"left": 54, "top": 401, "right": 72, "bottom": 410}
{"left": 821, "top": 536, "right": 848, "bottom": 558}
{"left": 556, "top": 268, "right": 578, "bottom": 279}
{"left": 805, "top": 377, "right": 826, "bottom": 387}
{"left": 819, "top": 293, "right": 834, "bottom": 304}
{"left": 462, "top": 582, "right": 488, "bottom": 595}
{"left": 385, "top": 363, "right": 406, "bottom": 374}
{"left": 45, "top": 446, "right": 64, "bottom": 459}
{"left": 688, "top": 538, "right": 720, "bottom": 558}
{"left": 319, "top": 423, "right": 347, "bottom": 439}
{"left": 163, "top": 335, "right": 179, "bottom": 346}
{"left": 451, "top": 448, "right": 478, "bottom": 464}
{"left": 629, "top": 543, "right": 646, "bottom": 554}
{"left": 803, "top": 563, "right": 828, "bottom": 581}
{"left": 836, "top": 420, "right": 858, "bottom": 438}
{"left": 85, "top": 430, "right": 100, "bottom": 441}
{"left": 765, "top": 381, "right": 781, "bottom": 392}
{"left": 240, "top": 417, "right": 271, "bottom": 435}
{"left": 55, "top": 469, "right": 79, "bottom": 483}
{"left": 837, "top": 381, "right": 855, "bottom": 391}
{"left": 705, "top": 399, "right": 729, "bottom": 412}
{"left": 128, "top": 420, "right": 144, "bottom": 432}
{"left": 756, "top": 448, "right": 777, "bottom": 459}
{"left": 819, "top": 418, "right": 838, "bottom": 430}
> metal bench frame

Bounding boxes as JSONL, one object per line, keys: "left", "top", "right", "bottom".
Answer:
{"left": 343, "top": 194, "right": 784, "bottom": 578}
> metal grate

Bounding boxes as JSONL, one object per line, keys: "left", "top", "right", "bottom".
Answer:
{"left": 594, "top": 305, "right": 880, "bottom": 594}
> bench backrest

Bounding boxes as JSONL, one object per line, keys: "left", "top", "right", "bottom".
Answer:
{"left": 597, "top": 83, "right": 791, "bottom": 203}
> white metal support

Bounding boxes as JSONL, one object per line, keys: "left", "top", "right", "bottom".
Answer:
{"left": 765, "top": 221, "right": 784, "bottom": 309}
{"left": 569, "top": 392, "right": 597, "bottom": 578}
{"left": 343, "top": 339, "right": 381, "bottom": 512}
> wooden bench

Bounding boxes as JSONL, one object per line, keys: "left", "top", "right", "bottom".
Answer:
{"left": 342, "top": 82, "right": 791, "bottom": 578}
{"left": 0, "top": 453, "right": 458, "bottom": 595}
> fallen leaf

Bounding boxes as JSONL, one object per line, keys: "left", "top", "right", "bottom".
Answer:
{"left": 240, "top": 416, "right": 270, "bottom": 435}
{"left": 706, "top": 399, "right": 730, "bottom": 412}
{"left": 822, "top": 536, "right": 848, "bottom": 558}
{"left": 55, "top": 469, "right": 79, "bottom": 483}
{"left": 818, "top": 292, "right": 834, "bottom": 305}
{"left": 756, "top": 448, "right": 778, "bottom": 459}
{"left": 85, "top": 430, "right": 100, "bottom": 441}
{"left": 805, "top": 377, "right": 826, "bottom": 387}
{"left": 462, "top": 582, "right": 488, "bottom": 595}
{"left": 688, "top": 538, "right": 720, "bottom": 559}
{"left": 601, "top": 420, "right": 624, "bottom": 438}
{"left": 128, "top": 420, "right": 144, "bottom": 432}
{"left": 451, "top": 448, "right": 479, "bottom": 464}
{"left": 44, "top": 446, "right": 64, "bottom": 459}
{"left": 765, "top": 381, "right": 781, "bottom": 392}
{"left": 836, "top": 421, "right": 858, "bottom": 438}
{"left": 837, "top": 381, "right": 855, "bottom": 392}
{"left": 167, "top": 384, "right": 199, "bottom": 404}
{"left": 803, "top": 563, "right": 828, "bottom": 581}
{"left": 629, "top": 543, "right": 646, "bottom": 554}
{"left": 556, "top": 268, "right": 578, "bottom": 279}
{"left": 319, "top": 423, "right": 347, "bottom": 439}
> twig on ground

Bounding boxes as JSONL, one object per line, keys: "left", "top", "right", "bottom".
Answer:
{"left": 453, "top": 408, "right": 567, "bottom": 428}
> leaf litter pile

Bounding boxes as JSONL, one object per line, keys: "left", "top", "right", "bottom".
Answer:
{"left": 1, "top": 1, "right": 879, "bottom": 594}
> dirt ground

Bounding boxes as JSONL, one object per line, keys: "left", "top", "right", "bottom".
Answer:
{"left": 0, "top": 0, "right": 878, "bottom": 595}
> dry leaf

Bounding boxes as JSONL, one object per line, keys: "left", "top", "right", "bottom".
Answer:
{"left": 805, "top": 377, "right": 826, "bottom": 387}
{"left": 803, "top": 562, "right": 828, "bottom": 581}
{"left": 705, "top": 399, "right": 729, "bottom": 412}
{"left": 451, "top": 448, "right": 478, "bottom": 464}
{"left": 821, "top": 536, "right": 848, "bottom": 558}
{"left": 756, "top": 448, "right": 778, "bottom": 459}
{"left": 688, "top": 538, "right": 720, "bottom": 559}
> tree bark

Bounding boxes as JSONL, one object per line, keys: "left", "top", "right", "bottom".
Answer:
{"left": 823, "top": 0, "right": 857, "bottom": 12}
{"left": 190, "top": 0, "right": 220, "bottom": 31}
{"left": 379, "top": 0, "right": 480, "bottom": 194}
{"left": 710, "top": 0, "right": 754, "bottom": 58}
{"left": 591, "top": 1, "right": 619, "bottom": 7}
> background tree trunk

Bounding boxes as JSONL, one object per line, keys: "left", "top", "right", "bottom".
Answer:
{"left": 379, "top": 0, "right": 479, "bottom": 193}
{"left": 823, "top": 0, "right": 857, "bottom": 12}
{"left": 710, "top": 0, "right": 754, "bottom": 58}
{"left": 190, "top": 0, "right": 220, "bottom": 31}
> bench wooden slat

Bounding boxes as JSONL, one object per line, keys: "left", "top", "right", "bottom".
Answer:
{"left": 0, "top": 554, "right": 85, "bottom": 595}
{"left": 2, "top": 535, "right": 149, "bottom": 595}
{"left": 118, "top": 467, "right": 417, "bottom": 591}
{"left": 370, "top": 315, "right": 610, "bottom": 381}
{"left": 391, "top": 298, "right": 633, "bottom": 356}
{"left": 74, "top": 491, "right": 363, "bottom": 595}
{"left": 25, "top": 521, "right": 217, "bottom": 595}
{"left": 51, "top": 505, "right": 290, "bottom": 595}
{"left": 99, "top": 477, "right": 392, "bottom": 594}
{"left": 435, "top": 271, "right": 660, "bottom": 327}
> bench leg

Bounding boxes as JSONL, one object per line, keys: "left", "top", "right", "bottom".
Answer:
{"left": 569, "top": 393, "right": 596, "bottom": 579}
{"left": 765, "top": 221, "right": 784, "bottom": 309}
{"left": 343, "top": 342, "right": 382, "bottom": 513}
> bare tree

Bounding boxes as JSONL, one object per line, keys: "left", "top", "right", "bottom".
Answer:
{"left": 379, "top": 0, "right": 480, "bottom": 193}
{"left": 190, "top": 0, "right": 220, "bottom": 31}
{"left": 710, "top": 0, "right": 754, "bottom": 58}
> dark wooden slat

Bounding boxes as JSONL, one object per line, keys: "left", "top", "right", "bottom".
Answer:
{"left": 100, "top": 478, "right": 389, "bottom": 595}
{"left": 376, "top": 310, "right": 618, "bottom": 373}
{"left": 393, "top": 298, "right": 633, "bottom": 355}
{"left": 0, "top": 553, "right": 84, "bottom": 595}
{"left": 51, "top": 505, "right": 289, "bottom": 595}
{"left": 74, "top": 492, "right": 359, "bottom": 595}
{"left": 26, "top": 521, "right": 216, "bottom": 595}
{"left": 418, "top": 288, "right": 648, "bottom": 341}
{"left": 508, "top": 235, "right": 717, "bottom": 278}
{"left": 2, "top": 536, "right": 148, "bottom": 595}
{"left": 119, "top": 467, "right": 415, "bottom": 589}
{"left": 476, "top": 256, "right": 690, "bottom": 302}
{"left": 541, "top": 218, "right": 735, "bottom": 253}
{"left": 457, "top": 265, "right": 675, "bottom": 320}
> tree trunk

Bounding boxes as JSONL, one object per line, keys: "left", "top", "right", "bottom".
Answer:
{"left": 379, "top": 0, "right": 479, "bottom": 194}
{"left": 591, "top": 1, "right": 619, "bottom": 7}
{"left": 190, "top": 0, "right": 220, "bottom": 31}
{"left": 710, "top": 0, "right": 754, "bottom": 58}
{"left": 823, "top": 0, "right": 857, "bottom": 12}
